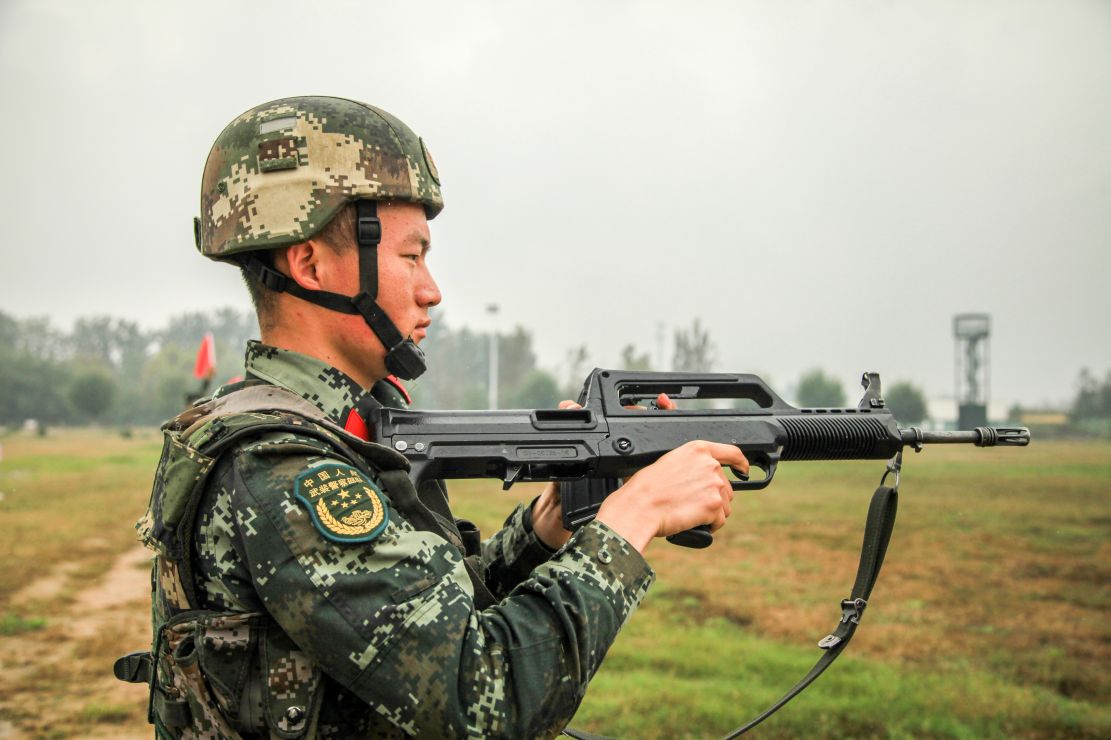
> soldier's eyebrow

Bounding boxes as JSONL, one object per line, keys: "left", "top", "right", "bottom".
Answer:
{"left": 406, "top": 230, "right": 431, "bottom": 252}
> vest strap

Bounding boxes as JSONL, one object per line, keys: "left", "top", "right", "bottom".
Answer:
{"left": 113, "top": 650, "right": 153, "bottom": 684}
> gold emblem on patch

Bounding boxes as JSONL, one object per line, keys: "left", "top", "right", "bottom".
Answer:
{"left": 294, "top": 464, "right": 389, "bottom": 543}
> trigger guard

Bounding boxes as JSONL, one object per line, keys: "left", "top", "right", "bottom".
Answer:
{"left": 730, "top": 459, "right": 776, "bottom": 491}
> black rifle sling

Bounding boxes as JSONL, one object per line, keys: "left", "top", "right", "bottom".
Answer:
{"left": 561, "top": 480, "right": 899, "bottom": 740}
{"left": 721, "top": 481, "right": 900, "bottom": 738}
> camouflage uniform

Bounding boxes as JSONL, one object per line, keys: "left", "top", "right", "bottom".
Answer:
{"left": 139, "top": 340, "right": 654, "bottom": 739}
{"left": 121, "top": 95, "right": 653, "bottom": 738}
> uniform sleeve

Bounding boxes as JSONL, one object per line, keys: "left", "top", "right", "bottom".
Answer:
{"left": 192, "top": 457, "right": 265, "bottom": 613}
{"left": 230, "top": 445, "right": 654, "bottom": 739}
{"left": 478, "top": 501, "right": 560, "bottom": 600}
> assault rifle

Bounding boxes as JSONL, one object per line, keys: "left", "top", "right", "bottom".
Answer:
{"left": 371, "top": 369, "right": 1029, "bottom": 548}
{"left": 371, "top": 368, "right": 1029, "bottom": 735}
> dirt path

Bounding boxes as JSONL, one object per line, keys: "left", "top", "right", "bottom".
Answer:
{"left": 0, "top": 546, "right": 153, "bottom": 738}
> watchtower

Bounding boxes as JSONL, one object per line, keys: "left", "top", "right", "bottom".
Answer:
{"left": 953, "top": 313, "right": 990, "bottom": 428}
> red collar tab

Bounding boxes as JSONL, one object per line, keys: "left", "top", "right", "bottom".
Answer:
{"left": 384, "top": 374, "right": 412, "bottom": 406}
{"left": 343, "top": 408, "right": 370, "bottom": 441}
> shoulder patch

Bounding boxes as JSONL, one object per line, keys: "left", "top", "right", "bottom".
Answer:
{"left": 294, "top": 463, "right": 389, "bottom": 544}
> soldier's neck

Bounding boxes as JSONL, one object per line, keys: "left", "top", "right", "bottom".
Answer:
{"left": 261, "top": 313, "right": 386, "bottom": 391}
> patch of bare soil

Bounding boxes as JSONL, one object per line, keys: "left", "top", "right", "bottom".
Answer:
{"left": 0, "top": 546, "right": 153, "bottom": 738}
{"left": 9, "top": 562, "right": 83, "bottom": 606}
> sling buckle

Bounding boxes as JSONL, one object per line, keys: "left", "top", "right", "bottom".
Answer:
{"left": 839, "top": 597, "right": 868, "bottom": 625}
{"left": 817, "top": 598, "right": 868, "bottom": 650}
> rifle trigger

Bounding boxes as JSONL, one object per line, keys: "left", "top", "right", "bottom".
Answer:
{"left": 502, "top": 464, "right": 524, "bottom": 491}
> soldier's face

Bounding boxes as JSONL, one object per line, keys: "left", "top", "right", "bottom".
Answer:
{"left": 375, "top": 201, "right": 441, "bottom": 344}
{"left": 333, "top": 202, "right": 441, "bottom": 373}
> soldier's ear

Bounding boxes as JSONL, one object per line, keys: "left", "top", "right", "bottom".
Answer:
{"left": 285, "top": 241, "right": 325, "bottom": 291}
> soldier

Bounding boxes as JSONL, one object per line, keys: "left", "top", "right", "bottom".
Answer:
{"left": 119, "top": 96, "right": 747, "bottom": 738}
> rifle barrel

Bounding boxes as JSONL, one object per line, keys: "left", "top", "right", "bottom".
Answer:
{"left": 900, "top": 426, "right": 1031, "bottom": 447}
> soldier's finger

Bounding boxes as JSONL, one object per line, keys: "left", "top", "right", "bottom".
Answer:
{"left": 656, "top": 393, "right": 676, "bottom": 410}
{"left": 719, "top": 488, "right": 733, "bottom": 518}
{"left": 709, "top": 508, "right": 728, "bottom": 533}
{"left": 558, "top": 400, "right": 582, "bottom": 409}
{"left": 704, "top": 442, "right": 750, "bottom": 474}
{"left": 542, "top": 481, "right": 560, "bottom": 503}
{"left": 715, "top": 465, "right": 733, "bottom": 491}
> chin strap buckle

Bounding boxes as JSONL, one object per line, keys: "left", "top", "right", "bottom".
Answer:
{"left": 357, "top": 214, "right": 381, "bottom": 245}
{"left": 257, "top": 263, "right": 288, "bottom": 291}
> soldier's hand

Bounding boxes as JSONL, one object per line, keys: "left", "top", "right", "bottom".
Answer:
{"left": 527, "top": 398, "right": 588, "bottom": 549}
{"left": 595, "top": 440, "right": 748, "bottom": 553}
{"left": 529, "top": 395, "right": 676, "bottom": 548}
{"left": 531, "top": 481, "right": 572, "bottom": 550}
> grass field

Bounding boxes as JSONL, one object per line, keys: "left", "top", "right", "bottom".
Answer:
{"left": 0, "top": 429, "right": 1107, "bottom": 738}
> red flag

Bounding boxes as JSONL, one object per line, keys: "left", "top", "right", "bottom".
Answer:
{"left": 193, "top": 333, "right": 216, "bottom": 380}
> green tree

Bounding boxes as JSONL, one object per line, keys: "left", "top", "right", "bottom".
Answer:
{"left": 68, "top": 369, "right": 116, "bottom": 422}
{"left": 0, "top": 311, "right": 73, "bottom": 425}
{"left": 885, "top": 381, "right": 928, "bottom": 425}
{"left": 672, "top": 318, "right": 716, "bottom": 372}
{"left": 1070, "top": 368, "right": 1098, "bottom": 421}
{"left": 12, "top": 315, "right": 68, "bottom": 361}
{"left": 70, "top": 316, "right": 152, "bottom": 424}
{"left": 1101, "top": 370, "right": 1111, "bottom": 418}
{"left": 562, "top": 344, "right": 590, "bottom": 400}
{"left": 413, "top": 317, "right": 548, "bottom": 410}
{"left": 413, "top": 316, "right": 485, "bottom": 408}
{"left": 0, "top": 352, "right": 72, "bottom": 424}
{"left": 0, "top": 307, "right": 264, "bottom": 426}
{"left": 160, "top": 308, "right": 256, "bottom": 383}
{"left": 1070, "top": 368, "right": 1111, "bottom": 422}
{"left": 796, "top": 369, "right": 846, "bottom": 407}
{"left": 619, "top": 344, "right": 652, "bottom": 371}
{"left": 505, "top": 369, "right": 562, "bottom": 408}
{"left": 496, "top": 326, "right": 539, "bottom": 401}
{"left": 137, "top": 344, "right": 195, "bottom": 423}
{"left": 0, "top": 310, "right": 18, "bottom": 350}
{"left": 71, "top": 316, "right": 149, "bottom": 372}
{"left": 415, "top": 316, "right": 492, "bottom": 408}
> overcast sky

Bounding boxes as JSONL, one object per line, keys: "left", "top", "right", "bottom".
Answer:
{"left": 2, "top": 0, "right": 1108, "bottom": 407}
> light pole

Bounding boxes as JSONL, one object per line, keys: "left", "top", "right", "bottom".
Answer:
{"left": 486, "top": 303, "right": 499, "bottom": 410}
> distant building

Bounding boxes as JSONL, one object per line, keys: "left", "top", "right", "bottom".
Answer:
{"left": 1015, "top": 408, "right": 1071, "bottom": 438}
{"left": 926, "top": 398, "right": 1016, "bottom": 429}
{"left": 1018, "top": 410, "right": 1068, "bottom": 426}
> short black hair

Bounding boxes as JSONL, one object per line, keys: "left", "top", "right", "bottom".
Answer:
{"left": 239, "top": 204, "right": 359, "bottom": 331}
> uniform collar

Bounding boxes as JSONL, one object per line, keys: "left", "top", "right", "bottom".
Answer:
{"left": 243, "top": 340, "right": 379, "bottom": 438}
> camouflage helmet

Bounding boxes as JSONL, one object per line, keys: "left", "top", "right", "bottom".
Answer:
{"left": 196, "top": 96, "right": 443, "bottom": 259}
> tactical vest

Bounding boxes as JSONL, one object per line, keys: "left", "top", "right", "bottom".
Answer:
{"left": 116, "top": 383, "right": 496, "bottom": 739}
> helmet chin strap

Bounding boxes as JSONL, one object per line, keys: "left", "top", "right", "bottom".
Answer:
{"left": 238, "top": 199, "right": 427, "bottom": 381}
{"left": 352, "top": 200, "right": 427, "bottom": 380}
